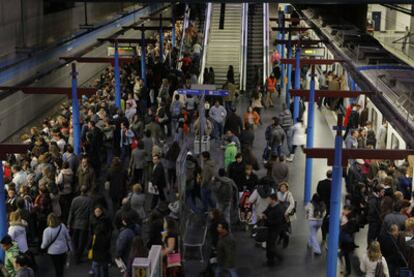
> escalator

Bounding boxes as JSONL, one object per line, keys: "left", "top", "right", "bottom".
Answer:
{"left": 246, "top": 4, "right": 264, "bottom": 92}
{"left": 205, "top": 3, "right": 243, "bottom": 87}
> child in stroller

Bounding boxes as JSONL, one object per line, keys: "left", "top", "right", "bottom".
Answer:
{"left": 239, "top": 190, "right": 253, "bottom": 225}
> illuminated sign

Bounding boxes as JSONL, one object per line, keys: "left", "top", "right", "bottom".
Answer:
{"left": 302, "top": 47, "right": 325, "bottom": 57}
{"left": 107, "top": 46, "right": 136, "bottom": 57}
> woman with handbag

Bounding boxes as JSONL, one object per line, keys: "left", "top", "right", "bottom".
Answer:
{"left": 40, "top": 213, "right": 72, "bottom": 277}
{"left": 305, "top": 193, "right": 326, "bottom": 255}
{"left": 162, "top": 217, "right": 182, "bottom": 276}
{"left": 277, "top": 182, "right": 296, "bottom": 248}
{"left": 360, "top": 241, "right": 389, "bottom": 277}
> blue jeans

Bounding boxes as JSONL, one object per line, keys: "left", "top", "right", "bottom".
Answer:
{"left": 271, "top": 144, "right": 282, "bottom": 157}
{"left": 284, "top": 127, "right": 293, "bottom": 154}
{"left": 308, "top": 220, "right": 323, "bottom": 254}
{"left": 92, "top": 261, "right": 108, "bottom": 277}
{"left": 201, "top": 187, "right": 216, "bottom": 211}
{"left": 215, "top": 266, "right": 238, "bottom": 277}
{"left": 212, "top": 120, "right": 224, "bottom": 140}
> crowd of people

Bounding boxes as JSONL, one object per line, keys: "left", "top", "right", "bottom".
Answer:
{"left": 0, "top": 7, "right": 212, "bottom": 276}
{"left": 2, "top": 5, "right": 414, "bottom": 277}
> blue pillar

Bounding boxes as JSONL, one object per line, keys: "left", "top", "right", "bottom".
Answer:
{"left": 140, "top": 25, "right": 147, "bottom": 86}
{"left": 277, "top": 12, "right": 282, "bottom": 55}
{"left": 304, "top": 66, "right": 316, "bottom": 203}
{"left": 171, "top": 6, "right": 176, "bottom": 47}
{"left": 327, "top": 113, "right": 344, "bottom": 277}
{"left": 0, "top": 161, "right": 6, "bottom": 261}
{"left": 293, "top": 47, "right": 301, "bottom": 122}
{"left": 159, "top": 14, "right": 163, "bottom": 63}
{"left": 350, "top": 76, "right": 356, "bottom": 105}
{"left": 114, "top": 42, "right": 121, "bottom": 109}
{"left": 71, "top": 63, "right": 81, "bottom": 156}
{"left": 280, "top": 33, "right": 285, "bottom": 96}
{"left": 286, "top": 32, "right": 292, "bottom": 107}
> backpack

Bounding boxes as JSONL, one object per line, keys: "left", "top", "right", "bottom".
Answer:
{"left": 375, "top": 260, "right": 386, "bottom": 277}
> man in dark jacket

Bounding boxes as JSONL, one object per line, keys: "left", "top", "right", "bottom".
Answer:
{"left": 142, "top": 130, "right": 153, "bottom": 185}
{"left": 150, "top": 154, "right": 167, "bottom": 209}
{"left": 262, "top": 193, "right": 286, "bottom": 266}
{"left": 269, "top": 117, "right": 285, "bottom": 157}
{"left": 224, "top": 107, "right": 243, "bottom": 138}
{"left": 271, "top": 155, "right": 289, "bottom": 186}
{"left": 67, "top": 185, "right": 93, "bottom": 263}
{"left": 317, "top": 170, "right": 332, "bottom": 242}
{"left": 367, "top": 184, "right": 385, "bottom": 244}
{"left": 129, "top": 141, "right": 147, "bottom": 184}
{"left": 214, "top": 169, "right": 235, "bottom": 224}
{"left": 239, "top": 124, "right": 255, "bottom": 152}
{"left": 76, "top": 157, "right": 96, "bottom": 193}
{"left": 201, "top": 151, "right": 216, "bottom": 212}
{"left": 379, "top": 224, "right": 408, "bottom": 277}
{"left": 113, "top": 197, "right": 141, "bottom": 230}
{"left": 216, "top": 221, "right": 238, "bottom": 277}
{"left": 116, "top": 214, "right": 141, "bottom": 265}
{"left": 227, "top": 153, "right": 245, "bottom": 190}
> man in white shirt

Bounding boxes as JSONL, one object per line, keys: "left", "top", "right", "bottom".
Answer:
{"left": 11, "top": 165, "right": 27, "bottom": 192}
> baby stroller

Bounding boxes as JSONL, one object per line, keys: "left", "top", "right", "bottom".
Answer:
{"left": 239, "top": 190, "right": 253, "bottom": 231}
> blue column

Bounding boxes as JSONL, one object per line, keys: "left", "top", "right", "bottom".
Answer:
{"left": 280, "top": 32, "right": 285, "bottom": 96}
{"left": 159, "top": 14, "right": 163, "bottom": 63}
{"left": 277, "top": 13, "right": 282, "bottom": 55}
{"left": 327, "top": 114, "right": 344, "bottom": 277}
{"left": 304, "top": 66, "right": 316, "bottom": 203}
{"left": 293, "top": 47, "right": 301, "bottom": 122}
{"left": 114, "top": 42, "right": 121, "bottom": 109}
{"left": 71, "top": 63, "right": 81, "bottom": 156}
{"left": 140, "top": 25, "right": 147, "bottom": 86}
{"left": 0, "top": 161, "right": 6, "bottom": 261}
{"left": 286, "top": 32, "right": 292, "bottom": 107}
{"left": 171, "top": 7, "right": 176, "bottom": 47}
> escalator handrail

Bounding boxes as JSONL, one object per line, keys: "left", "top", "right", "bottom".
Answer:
{"left": 198, "top": 3, "right": 212, "bottom": 84}
{"left": 177, "top": 4, "right": 191, "bottom": 70}
{"left": 263, "top": 3, "right": 270, "bottom": 87}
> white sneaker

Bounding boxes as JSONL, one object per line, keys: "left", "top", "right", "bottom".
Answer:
{"left": 286, "top": 154, "right": 294, "bottom": 162}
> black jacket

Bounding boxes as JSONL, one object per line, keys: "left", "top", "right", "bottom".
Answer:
{"left": 367, "top": 194, "right": 382, "bottom": 223}
{"left": 228, "top": 161, "right": 245, "bottom": 189}
{"left": 317, "top": 178, "right": 332, "bottom": 211}
{"left": 224, "top": 112, "right": 243, "bottom": 137}
{"left": 151, "top": 163, "right": 166, "bottom": 190}
{"left": 379, "top": 233, "right": 408, "bottom": 267}
{"left": 92, "top": 218, "right": 112, "bottom": 263}
{"left": 264, "top": 203, "right": 286, "bottom": 232}
{"left": 67, "top": 194, "right": 93, "bottom": 230}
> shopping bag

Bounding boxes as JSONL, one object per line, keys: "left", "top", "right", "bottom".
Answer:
{"left": 167, "top": 252, "right": 182, "bottom": 268}
{"left": 148, "top": 182, "right": 159, "bottom": 195}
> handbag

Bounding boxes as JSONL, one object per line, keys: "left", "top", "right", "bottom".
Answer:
{"left": 148, "top": 181, "right": 159, "bottom": 195}
{"left": 42, "top": 224, "right": 62, "bottom": 253}
{"left": 87, "top": 235, "right": 96, "bottom": 260}
{"left": 167, "top": 252, "right": 182, "bottom": 268}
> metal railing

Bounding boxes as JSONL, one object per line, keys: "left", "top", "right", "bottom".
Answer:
{"left": 239, "top": 3, "right": 248, "bottom": 91}
{"left": 263, "top": 3, "right": 271, "bottom": 85}
{"left": 198, "top": 3, "right": 212, "bottom": 84}
{"left": 177, "top": 4, "right": 191, "bottom": 70}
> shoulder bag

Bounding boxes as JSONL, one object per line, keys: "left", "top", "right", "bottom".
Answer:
{"left": 44, "top": 224, "right": 62, "bottom": 251}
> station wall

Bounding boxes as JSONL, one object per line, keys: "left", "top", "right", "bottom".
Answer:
{"left": 0, "top": 1, "right": 136, "bottom": 58}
